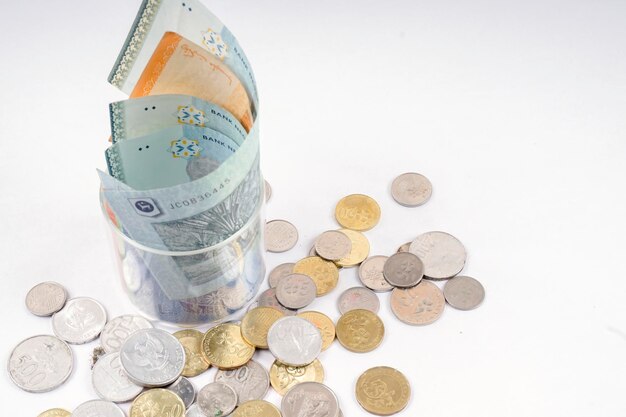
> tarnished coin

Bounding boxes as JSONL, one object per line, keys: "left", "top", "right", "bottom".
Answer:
{"left": 335, "top": 229, "right": 370, "bottom": 267}
{"left": 8, "top": 335, "right": 73, "bottom": 393}
{"left": 265, "top": 220, "right": 298, "bottom": 252}
{"left": 202, "top": 323, "right": 255, "bottom": 369}
{"left": 359, "top": 256, "right": 393, "bottom": 292}
{"left": 391, "top": 172, "right": 432, "bottom": 207}
{"left": 282, "top": 382, "right": 340, "bottom": 417}
{"left": 73, "top": 400, "right": 125, "bottom": 417}
{"left": 257, "top": 288, "right": 298, "bottom": 316}
{"left": 25, "top": 282, "right": 67, "bottom": 316}
{"left": 92, "top": 352, "right": 143, "bottom": 402}
{"left": 443, "top": 275, "right": 485, "bottom": 310}
{"left": 167, "top": 377, "right": 196, "bottom": 409}
{"left": 391, "top": 280, "right": 445, "bottom": 325}
{"left": 120, "top": 328, "right": 185, "bottom": 387}
{"left": 233, "top": 400, "right": 281, "bottom": 417}
{"left": 383, "top": 252, "right": 424, "bottom": 288}
{"left": 356, "top": 366, "right": 411, "bottom": 415}
{"left": 293, "top": 256, "right": 339, "bottom": 296}
{"left": 214, "top": 359, "right": 270, "bottom": 404}
{"left": 397, "top": 242, "right": 411, "bottom": 253}
{"left": 268, "top": 262, "right": 295, "bottom": 288}
{"left": 197, "top": 382, "right": 238, "bottom": 417}
{"left": 264, "top": 179, "right": 272, "bottom": 202}
{"left": 185, "top": 404, "right": 204, "bottom": 417}
{"left": 297, "top": 311, "right": 336, "bottom": 351}
{"left": 336, "top": 309, "right": 385, "bottom": 353}
{"left": 335, "top": 194, "right": 381, "bottom": 231}
{"left": 37, "top": 409, "right": 71, "bottom": 417}
{"left": 276, "top": 274, "right": 317, "bottom": 309}
{"left": 173, "top": 329, "right": 210, "bottom": 377}
{"left": 314, "top": 230, "right": 352, "bottom": 261}
{"left": 101, "top": 314, "right": 153, "bottom": 353}
{"left": 130, "top": 388, "right": 185, "bottom": 417}
{"left": 269, "top": 359, "right": 325, "bottom": 395}
{"left": 241, "top": 307, "right": 285, "bottom": 348}
{"left": 338, "top": 287, "right": 380, "bottom": 314}
{"left": 268, "top": 316, "right": 322, "bottom": 367}
{"left": 409, "top": 231, "right": 466, "bottom": 279}
{"left": 52, "top": 297, "right": 107, "bottom": 344}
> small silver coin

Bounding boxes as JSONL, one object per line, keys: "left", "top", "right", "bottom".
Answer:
{"left": 276, "top": 274, "right": 317, "bottom": 309}
{"left": 72, "top": 400, "right": 125, "bottom": 417}
{"left": 383, "top": 252, "right": 424, "bottom": 288}
{"left": 443, "top": 276, "right": 485, "bottom": 310}
{"left": 358, "top": 256, "right": 393, "bottom": 292}
{"left": 214, "top": 359, "right": 269, "bottom": 404}
{"left": 268, "top": 316, "right": 322, "bottom": 367}
{"left": 167, "top": 377, "right": 196, "bottom": 408}
{"left": 391, "top": 172, "right": 433, "bottom": 207}
{"left": 197, "top": 382, "right": 238, "bottom": 417}
{"left": 268, "top": 263, "right": 295, "bottom": 288}
{"left": 120, "top": 328, "right": 185, "bottom": 387}
{"left": 281, "top": 382, "right": 340, "bottom": 417}
{"left": 8, "top": 335, "right": 73, "bottom": 393}
{"left": 265, "top": 179, "right": 272, "bottom": 202}
{"left": 314, "top": 230, "right": 352, "bottom": 261}
{"left": 186, "top": 404, "right": 205, "bottom": 417}
{"left": 397, "top": 242, "right": 411, "bottom": 253}
{"left": 265, "top": 220, "right": 298, "bottom": 253}
{"left": 337, "top": 287, "right": 380, "bottom": 314}
{"left": 92, "top": 352, "right": 143, "bottom": 403}
{"left": 257, "top": 288, "right": 298, "bottom": 316}
{"left": 25, "top": 281, "right": 67, "bottom": 316}
{"left": 409, "top": 231, "right": 466, "bottom": 279}
{"left": 100, "top": 314, "right": 153, "bottom": 353}
{"left": 51, "top": 297, "right": 107, "bottom": 344}
{"left": 308, "top": 245, "right": 318, "bottom": 257}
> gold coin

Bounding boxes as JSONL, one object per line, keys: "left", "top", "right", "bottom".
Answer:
{"left": 336, "top": 309, "right": 385, "bottom": 353}
{"left": 356, "top": 366, "right": 411, "bottom": 415}
{"left": 293, "top": 256, "right": 339, "bottom": 296}
{"left": 233, "top": 400, "right": 282, "bottom": 417}
{"left": 130, "top": 388, "right": 185, "bottom": 417}
{"left": 269, "top": 359, "right": 325, "bottom": 395}
{"left": 335, "top": 229, "right": 370, "bottom": 267}
{"left": 202, "top": 323, "right": 255, "bottom": 369}
{"left": 335, "top": 194, "right": 381, "bottom": 231}
{"left": 297, "top": 311, "right": 335, "bottom": 350}
{"left": 37, "top": 409, "right": 71, "bottom": 417}
{"left": 241, "top": 307, "right": 285, "bottom": 348}
{"left": 173, "top": 329, "right": 210, "bottom": 377}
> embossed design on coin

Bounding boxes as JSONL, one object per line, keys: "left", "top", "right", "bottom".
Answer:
{"left": 383, "top": 252, "right": 424, "bottom": 288}
{"left": 37, "top": 409, "right": 71, "bottom": 417}
{"left": 130, "top": 388, "right": 185, "bottom": 417}
{"left": 276, "top": 274, "right": 317, "bottom": 309}
{"left": 215, "top": 359, "right": 269, "bottom": 404}
{"left": 443, "top": 275, "right": 485, "bottom": 310}
{"left": 409, "top": 231, "right": 466, "bottom": 279}
{"left": 202, "top": 323, "right": 255, "bottom": 369}
{"left": 241, "top": 307, "right": 284, "bottom": 348}
{"left": 269, "top": 359, "right": 325, "bottom": 396}
{"left": 268, "top": 316, "right": 322, "bottom": 367}
{"left": 297, "top": 311, "right": 335, "bottom": 351}
{"left": 233, "top": 400, "right": 282, "bottom": 417}
{"left": 335, "top": 194, "right": 381, "bottom": 231}
{"left": 25, "top": 282, "right": 67, "bottom": 316}
{"left": 391, "top": 280, "right": 445, "bottom": 325}
{"left": 281, "top": 382, "right": 340, "bottom": 417}
{"left": 335, "top": 229, "right": 370, "bottom": 267}
{"left": 51, "top": 297, "right": 107, "bottom": 344}
{"left": 101, "top": 315, "right": 153, "bottom": 353}
{"left": 73, "top": 400, "right": 126, "bottom": 417}
{"left": 336, "top": 309, "right": 385, "bottom": 353}
{"left": 359, "top": 256, "right": 393, "bottom": 292}
{"left": 268, "top": 262, "right": 295, "bottom": 288}
{"left": 338, "top": 287, "right": 380, "bottom": 314}
{"left": 293, "top": 256, "right": 339, "bottom": 296}
{"left": 265, "top": 220, "right": 298, "bottom": 252}
{"left": 197, "top": 382, "right": 238, "bottom": 417}
{"left": 174, "top": 329, "right": 210, "bottom": 377}
{"left": 257, "top": 288, "right": 298, "bottom": 316}
{"left": 391, "top": 172, "right": 432, "bottom": 207}
{"left": 167, "top": 377, "right": 196, "bottom": 409}
{"left": 92, "top": 352, "right": 143, "bottom": 402}
{"left": 314, "top": 230, "right": 352, "bottom": 261}
{"left": 356, "top": 366, "right": 411, "bottom": 415}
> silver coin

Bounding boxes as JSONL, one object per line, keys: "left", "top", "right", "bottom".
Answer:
{"left": 257, "top": 288, "right": 298, "bottom": 316}
{"left": 100, "top": 314, "right": 153, "bottom": 353}
{"left": 267, "top": 316, "right": 322, "bottom": 367}
{"left": 72, "top": 400, "right": 125, "bottom": 417}
{"left": 443, "top": 276, "right": 485, "bottom": 310}
{"left": 120, "top": 328, "right": 185, "bottom": 387}
{"left": 383, "top": 252, "right": 424, "bottom": 288}
{"left": 337, "top": 287, "right": 380, "bottom": 314}
{"left": 7, "top": 334, "right": 73, "bottom": 393}
{"left": 281, "top": 382, "right": 340, "bottom": 417}
{"left": 391, "top": 172, "right": 432, "bottom": 207}
{"left": 409, "top": 231, "right": 466, "bottom": 279}
{"left": 358, "top": 256, "right": 393, "bottom": 292}
{"left": 265, "top": 179, "right": 272, "bottom": 202}
{"left": 167, "top": 377, "right": 196, "bottom": 408}
{"left": 25, "top": 281, "right": 67, "bottom": 316}
{"left": 51, "top": 297, "right": 107, "bottom": 344}
{"left": 308, "top": 245, "right": 318, "bottom": 257}
{"left": 276, "top": 274, "right": 317, "bottom": 310}
{"left": 92, "top": 352, "right": 143, "bottom": 402}
{"left": 268, "top": 263, "right": 295, "bottom": 288}
{"left": 314, "top": 230, "right": 352, "bottom": 261}
{"left": 186, "top": 404, "right": 205, "bottom": 417}
{"left": 214, "top": 359, "right": 269, "bottom": 404}
{"left": 197, "top": 382, "right": 238, "bottom": 417}
{"left": 265, "top": 220, "right": 298, "bottom": 253}
{"left": 397, "top": 242, "right": 411, "bottom": 253}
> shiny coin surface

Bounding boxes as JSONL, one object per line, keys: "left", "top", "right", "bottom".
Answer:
{"left": 269, "top": 359, "right": 325, "bottom": 396}
{"left": 241, "top": 307, "right": 285, "bottom": 348}
{"left": 73, "top": 400, "right": 125, "bottom": 417}
{"left": 233, "top": 400, "right": 281, "bottom": 417}
{"left": 51, "top": 297, "right": 107, "bottom": 344}
{"left": 409, "top": 231, "right": 466, "bottom": 279}
{"left": 8, "top": 335, "right": 73, "bottom": 393}
{"left": 173, "top": 329, "right": 210, "bottom": 377}
{"left": 268, "top": 316, "right": 322, "bottom": 367}
{"left": 391, "top": 280, "right": 445, "bottom": 325}
{"left": 101, "top": 314, "right": 153, "bottom": 353}
{"left": 264, "top": 179, "right": 272, "bottom": 202}
{"left": 185, "top": 404, "right": 204, "bottom": 417}
{"left": 297, "top": 311, "right": 335, "bottom": 351}
{"left": 314, "top": 230, "right": 352, "bottom": 261}
{"left": 268, "top": 262, "right": 295, "bottom": 288}
{"left": 37, "top": 409, "right": 71, "bottom": 417}
{"left": 335, "top": 193, "right": 381, "bottom": 231}
{"left": 335, "top": 229, "right": 370, "bottom": 267}
{"left": 281, "top": 382, "right": 340, "bottom": 417}
{"left": 338, "top": 287, "right": 380, "bottom": 314}
{"left": 214, "top": 359, "right": 269, "bottom": 404}
{"left": 25, "top": 281, "right": 67, "bottom": 316}
{"left": 120, "top": 328, "right": 185, "bottom": 387}
{"left": 397, "top": 242, "right": 411, "bottom": 253}
{"left": 92, "top": 352, "right": 143, "bottom": 402}
{"left": 336, "top": 309, "right": 385, "bottom": 353}
{"left": 257, "top": 288, "right": 298, "bottom": 316}
{"left": 356, "top": 366, "right": 411, "bottom": 415}
{"left": 293, "top": 256, "right": 339, "bottom": 296}
{"left": 443, "top": 275, "right": 485, "bottom": 310}
{"left": 265, "top": 220, "right": 298, "bottom": 252}
{"left": 391, "top": 172, "right": 432, "bottom": 207}
{"left": 197, "top": 382, "right": 238, "bottom": 417}
{"left": 276, "top": 274, "right": 317, "bottom": 309}
{"left": 383, "top": 252, "right": 424, "bottom": 288}
{"left": 130, "top": 388, "right": 185, "bottom": 417}
{"left": 202, "top": 323, "right": 255, "bottom": 369}
{"left": 358, "top": 256, "right": 393, "bottom": 292}
{"left": 166, "top": 377, "right": 196, "bottom": 409}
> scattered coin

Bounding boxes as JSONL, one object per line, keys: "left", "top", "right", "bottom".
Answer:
{"left": 37, "top": 409, "right": 71, "bottom": 417}
{"left": 358, "top": 256, "right": 393, "bottom": 292}
{"left": 92, "top": 352, "right": 143, "bottom": 403}
{"left": 100, "top": 314, "right": 153, "bottom": 353}
{"left": 335, "top": 194, "right": 381, "bottom": 231}
{"left": 397, "top": 242, "right": 411, "bottom": 253}
{"left": 166, "top": 377, "right": 196, "bottom": 409}
{"left": 241, "top": 307, "right": 285, "bottom": 348}
{"left": 8, "top": 335, "right": 73, "bottom": 393}
{"left": 336, "top": 309, "right": 385, "bottom": 353}
{"left": 281, "top": 382, "right": 340, "bottom": 417}
{"left": 391, "top": 280, "right": 445, "bottom": 325}
{"left": 90, "top": 346, "right": 106, "bottom": 369}
{"left": 265, "top": 219, "right": 298, "bottom": 252}
{"left": 130, "top": 388, "right": 185, "bottom": 417}
{"left": 197, "top": 382, "right": 238, "bottom": 417}
{"left": 185, "top": 404, "right": 204, "bottom": 417}
{"left": 293, "top": 256, "right": 339, "bottom": 296}
{"left": 51, "top": 297, "right": 107, "bottom": 344}
{"left": 383, "top": 252, "right": 424, "bottom": 288}
{"left": 256, "top": 288, "right": 298, "bottom": 316}
{"left": 202, "top": 323, "right": 255, "bottom": 369}
{"left": 173, "top": 329, "right": 211, "bottom": 377}
{"left": 314, "top": 230, "right": 352, "bottom": 261}
{"left": 276, "top": 273, "right": 317, "bottom": 309}
{"left": 391, "top": 172, "right": 432, "bottom": 207}
{"left": 335, "top": 229, "right": 370, "bottom": 267}
{"left": 268, "top": 316, "right": 322, "bottom": 367}
{"left": 214, "top": 359, "right": 269, "bottom": 404}
{"left": 233, "top": 400, "right": 282, "bottom": 417}
{"left": 264, "top": 179, "right": 272, "bottom": 202}
{"left": 25, "top": 282, "right": 68, "bottom": 316}
{"left": 356, "top": 366, "right": 411, "bottom": 415}
{"left": 443, "top": 275, "right": 485, "bottom": 310}
{"left": 268, "top": 262, "right": 295, "bottom": 288}
{"left": 73, "top": 400, "right": 125, "bottom": 417}
{"left": 338, "top": 287, "right": 380, "bottom": 314}
{"left": 409, "top": 231, "right": 466, "bottom": 279}
{"left": 297, "top": 311, "right": 336, "bottom": 351}
{"left": 269, "top": 359, "right": 325, "bottom": 396}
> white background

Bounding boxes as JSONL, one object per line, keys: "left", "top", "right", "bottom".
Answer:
{"left": 1, "top": 0, "right": 625, "bottom": 415}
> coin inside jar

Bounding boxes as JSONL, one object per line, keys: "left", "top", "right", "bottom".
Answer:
{"left": 25, "top": 281, "right": 68, "bottom": 316}
{"left": 391, "top": 280, "right": 446, "bottom": 325}
{"left": 314, "top": 230, "right": 352, "bottom": 261}
{"left": 359, "top": 256, "right": 393, "bottom": 292}
{"left": 335, "top": 309, "right": 385, "bottom": 353}
{"left": 338, "top": 287, "right": 380, "bottom": 314}
{"left": 267, "top": 316, "right": 322, "bottom": 367}
{"left": 383, "top": 252, "right": 424, "bottom": 288}
{"left": 276, "top": 273, "right": 317, "bottom": 309}
{"left": 391, "top": 172, "right": 433, "bottom": 207}
{"left": 356, "top": 366, "right": 411, "bottom": 415}
{"left": 443, "top": 275, "right": 485, "bottom": 310}
{"left": 265, "top": 219, "right": 299, "bottom": 252}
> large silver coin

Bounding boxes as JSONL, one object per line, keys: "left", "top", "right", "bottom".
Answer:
{"left": 186, "top": 404, "right": 204, "bottom": 417}
{"left": 443, "top": 276, "right": 485, "bottom": 310}
{"left": 267, "top": 317, "right": 322, "bottom": 367}
{"left": 100, "top": 315, "right": 153, "bottom": 353}
{"left": 409, "top": 231, "right": 466, "bottom": 279}
{"left": 197, "top": 382, "right": 238, "bottom": 417}
{"left": 337, "top": 287, "right": 380, "bottom": 314}
{"left": 391, "top": 172, "right": 432, "bottom": 207}
{"left": 214, "top": 359, "right": 269, "bottom": 404}
{"left": 358, "top": 256, "right": 392, "bottom": 292}
{"left": 51, "top": 297, "right": 107, "bottom": 344}
{"left": 72, "top": 400, "right": 125, "bottom": 417}
{"left": 383, "top": 252, "right": 424, "bottom": 288}
{"left": 265, "top": 220, "right": 298, "bottom": 253}
{"left": 25, "top": 281, "right": 67, "bottom": 316}
{"left": 314, "top": 230, "right": 352, "bottom": 261}
{"left": 120, "top": 328, "right": 185, "bottom": 387}
{"left": 92, "top": 352, "right": 143, "bottom": 402}
{"left": 276, "top": 274, "right": 317, "bottom": 310}
{"left": 281, "top": 382, "right": 340, "bottom": 417}
{"left": 167, "top": 377, "right": 196, "bottom": 408}
{"left": 257, "top": 288, "right": 298, "bottom": 316}
{"left": 268, "top": 263, "right": 295, "bottom": 288}
{"left": 8, "top": 335, "right": 73, "bottom": 393}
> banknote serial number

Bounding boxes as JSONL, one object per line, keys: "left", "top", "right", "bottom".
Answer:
{"left": 168, "top": 179, "right": 231, "bottom": 210}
